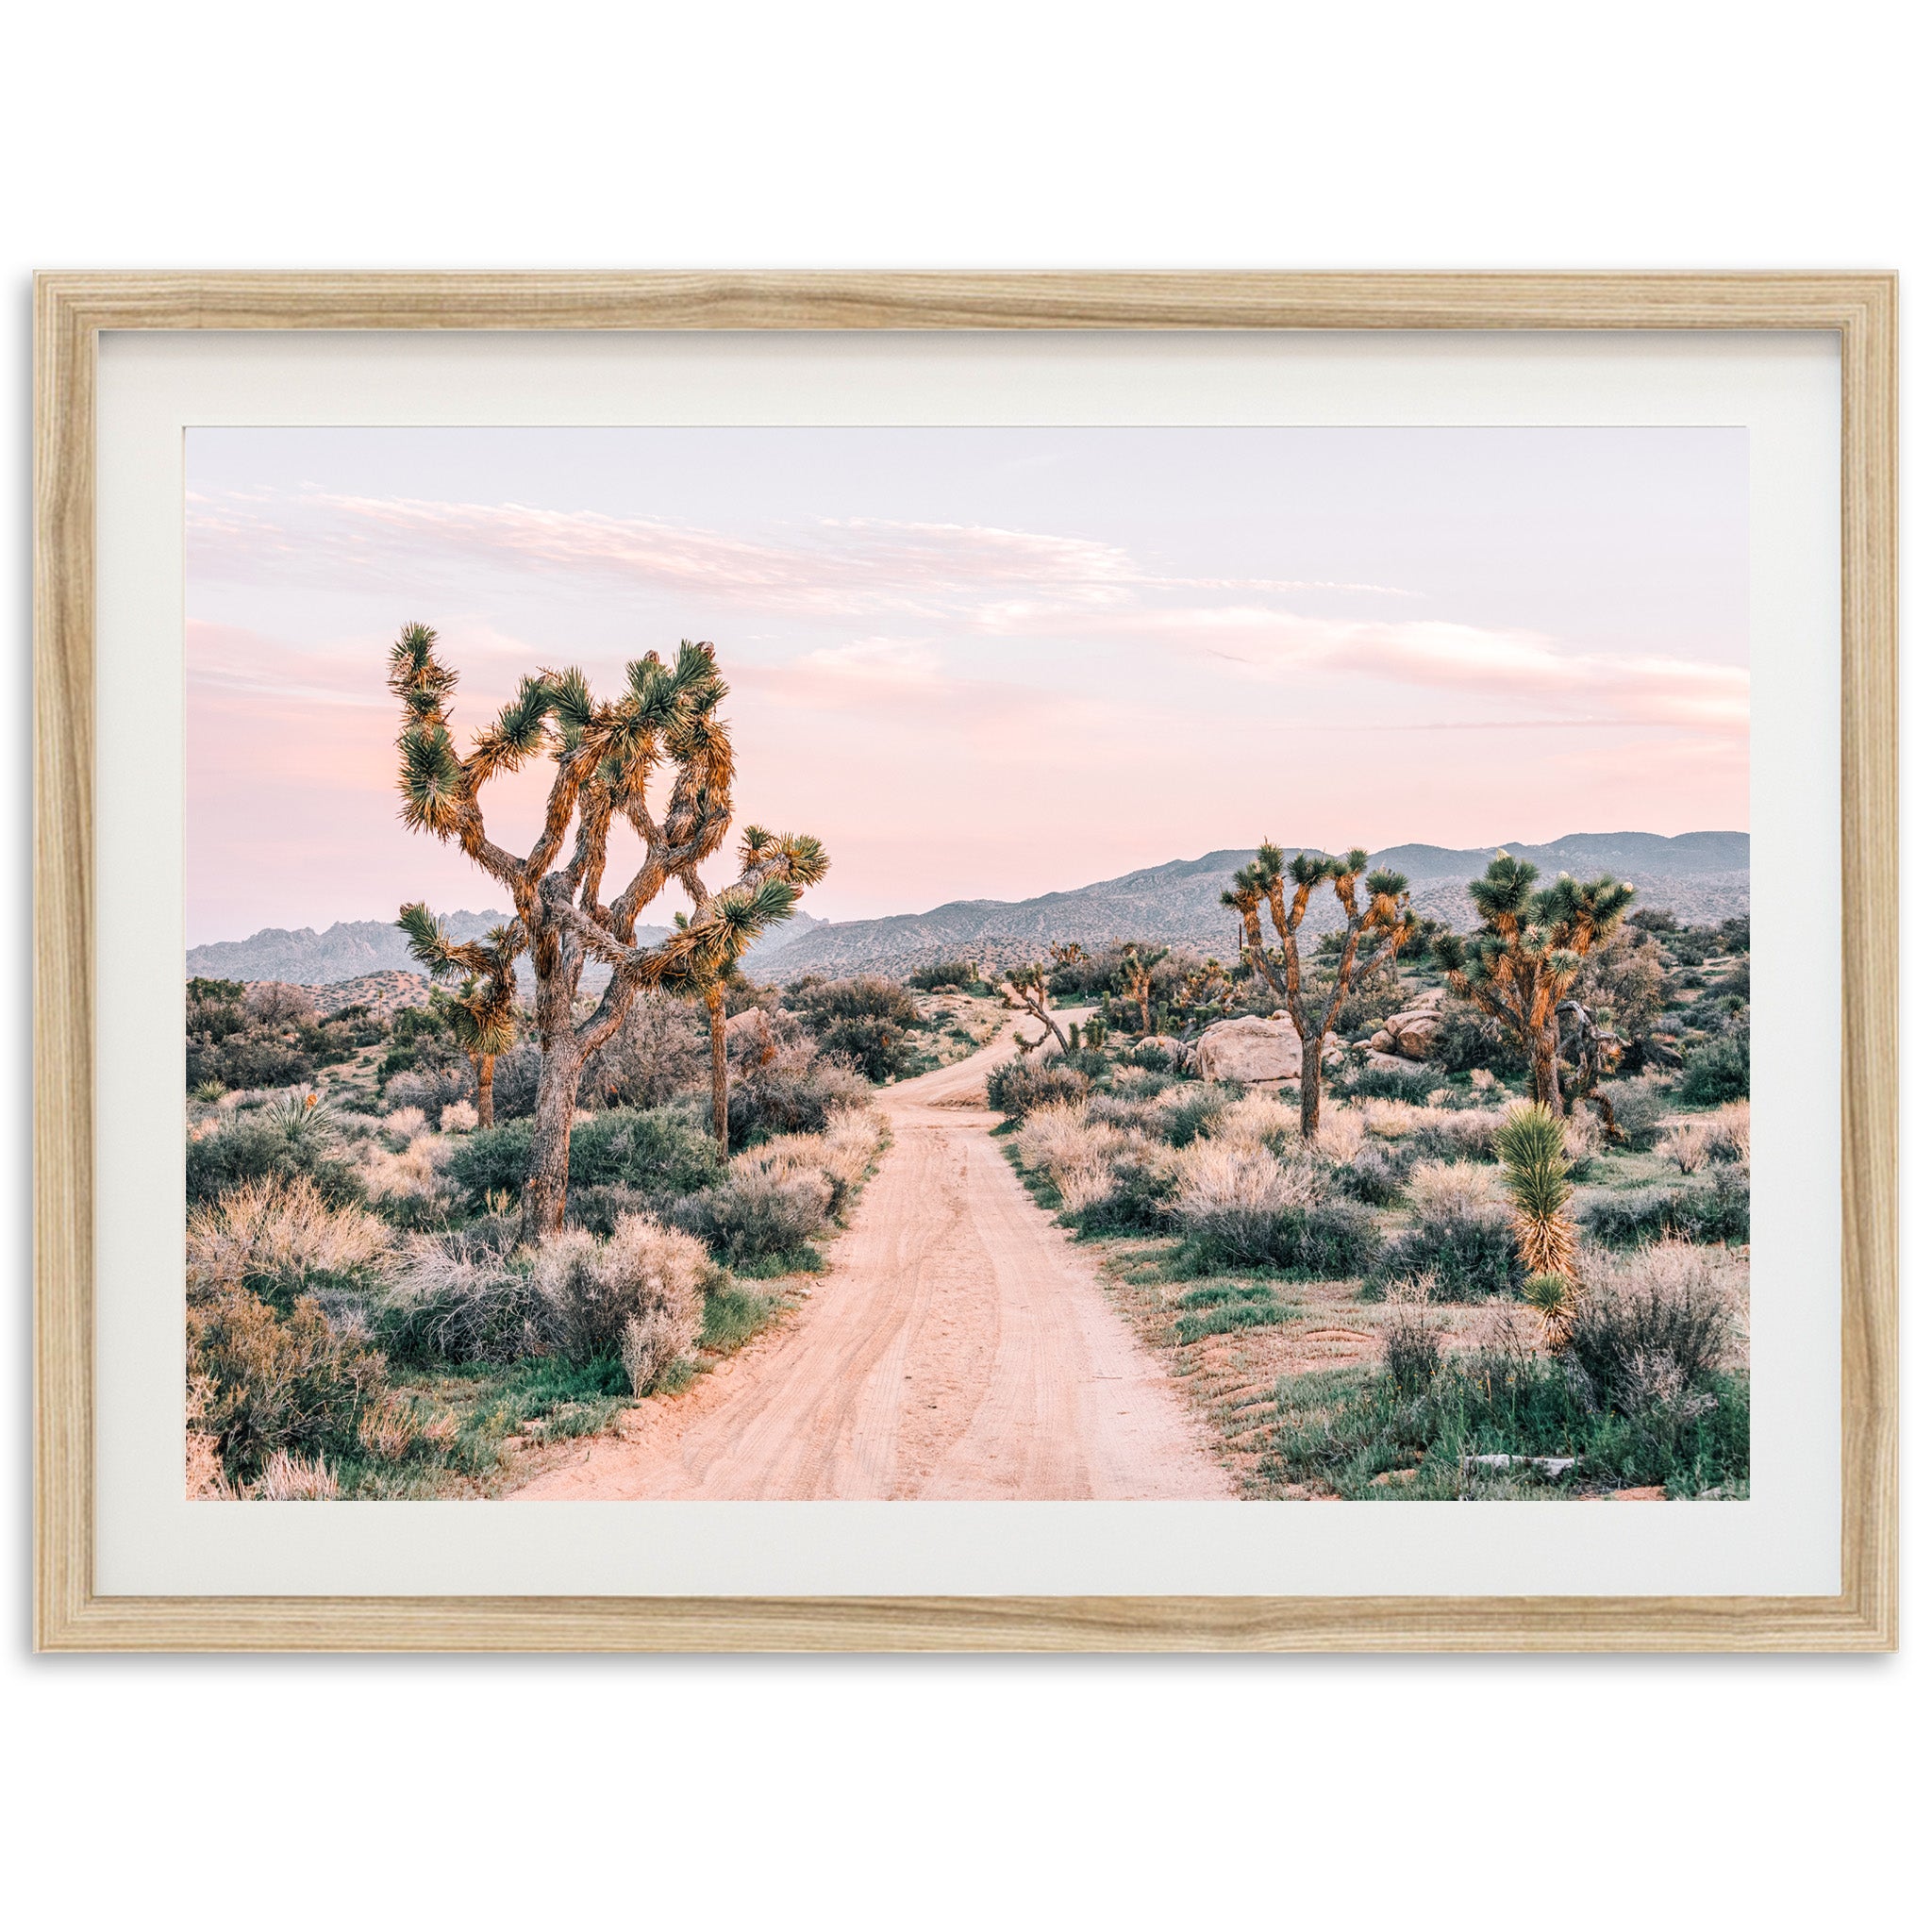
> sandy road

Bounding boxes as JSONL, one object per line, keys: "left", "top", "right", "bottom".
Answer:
{"left": 510, "top": 1020, "right": 1230, "bottom": 1500}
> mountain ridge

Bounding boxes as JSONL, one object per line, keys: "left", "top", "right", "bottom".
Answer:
{"left": 186, "top": 834, "right": 1745, "bottom": 986}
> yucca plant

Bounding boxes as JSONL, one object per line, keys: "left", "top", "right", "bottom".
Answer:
{"left": 1221, "top": 842, "right": 1420, "bottom": 1137}
{"left": 1433, "top": 854, "right": 1635, "bottom": 1111}
{"left": 396, "top": 902, "right": 523, "bottom": 1127}
{"left": 1496, "top": 1103, "right": 1578, "bottom": 1284}
{"left": 389, "top": 623, "right": 826, "bottom": 1239}
{"left": 263, "top": 1087, "right": 337, "bottom": 1148}
{"left": 1520, "top": 1271, "right": 1575, "bottom": 1345}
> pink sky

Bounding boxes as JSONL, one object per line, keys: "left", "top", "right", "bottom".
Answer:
{"left": 186, "top": 427, "right": 1748, "bottom": 944}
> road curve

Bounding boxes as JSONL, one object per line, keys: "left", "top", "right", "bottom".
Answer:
{"left": 509, "top": 1020, "right": 1230, "bottom": 1501}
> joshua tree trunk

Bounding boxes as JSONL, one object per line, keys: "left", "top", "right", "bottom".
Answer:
{"left": 476, "top": 1051, "right": 496, "bottom": 1129}
{"left": 1529, "top": 1025, "right": 1562, "bottom": 1114}
{"left": 707, "top": 983, "right": 728, "bottom": 1156}
{"left": 521, "top": 1037, "right": 586, "bottom": 1243}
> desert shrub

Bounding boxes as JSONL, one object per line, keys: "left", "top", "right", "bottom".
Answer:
{"left": 251, "top": 1448, "right": 343, "bottom": 1500}
{"left": 378, "top": 1222, "right": 542, "bottom": 1365}
{"left": 1591, "top": 1076, "right": 1668, "bottom": 1149}
{"left": 1340, "top": 1064, "right": 1441, "bottom": 1104}
{"left": 1410, "top": 1108, "right": 1504, "bottom": 1163}
{"left": 1578, "top": 1168, "right": 1750, "bottom": 1247}
{"left": 1431, "top": 1001, "right": 1529, "bottom": 1079}
{"left": 1172, "top": 1144, "right": 1375, "bottom": 1275}
{"left": 1373, "top": 1199, "right": 1519, "bottom": 1303}
{"left": 446, "top": 1106, "right": 721, "bottom": 1209}
{"left": 792, "top": 974, "right": 923, "bottom": 1030}
{"left": 489, "top": 1043, "right": 544, "bottom": 1120}
{"left": 383, "top": 1060, "right": 475, "bottom": 1117}
{"left": 986, "top": 1056, "right": 1091, "bottom": 1120}
{"left": 565, "top": 1182, "right": 656, "bottom": 1237}
{"left": 1213, "top": 1091, "right": 1301, "bottom": 1152}
{"left": 188, "top": 1029, "right": 316, "bottom": 1093}
{"left": 186, "top": 1174, "right": 391, "bottom": 1315}
{"left": 441, "top": 1099, "right": 479, "bottom": 1134}
{"left": 188, "top": 1283, "right": 384, "bottom": 1484}
{"left": 1271, "top": 1344, "right": 1749, "bottom": 1498}
{"left": 1381, "top": 1305, "right": 1441, "bottom": 1397}
{"left": 185, "top": 1115, "right": 364, "bottom": 1208}
{"left": 1706, "top": 1099, "right": 1751, "bottom": 1164}
{"left": 358, "top": 1131, "right": 461, "bottom": 1228}
{"left": 1333, "top": 1141, "right": 1411, "bottom": 1206}
{"left": 728, "top": 1057, "right": 872, "bottom": 1146}
{"left": 908, "top": 958, "right": 978, "bottom": 991}
{"left": 1567, "top": 1241, "right": 1739, "bottom": 1412}
{"left": 1679, "top": 1025, "right": 1750, "bottom": 1104}
{"left": 383, "top": 1105, "right": 427, "bottom": 1141}
{"left": 817, "top": 1015, "right": 917, "bottom": 1082}
{"left": 1063, "top": 1154, "right": 1179, "bottom": 1236}
{"left": 583, "top": 991, "right": 708, "bottom": 1110}
{"left": 671, "top": 1166, "right": 833, "bottom": 1270}
{"left": 1406, "top": 1158, "right": 1497, "bottom": 1218}
{"left": 1661, "top": 1123, "right": 1709, "bottom": 1174}
{"left": 533, "top": 1214, "right": 708, "bottom": 1385}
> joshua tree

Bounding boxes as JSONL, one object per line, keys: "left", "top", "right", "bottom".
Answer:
{"left": 1002, "top": 960, "right": 1073, "bottom": 1055}
{"left": 670, "top": 911, "right": 758, "bottom": 1156}
{"left": 396, "top": 904, "right": 523, "bottom": 1127}
{"left": 1174, "top": 956, "right": 1235, "bottom": 1040}
{"left": 1431, "top": 853, "right": 1635, "bottom": 1113}
{"left": 389, "top": 623, "right": 825, "bottom": 1240}
{"left": 1222, "top": 842, "right": 1419, "bottom": 1136}
{"left": 1114, "top": 943, "right": 1169, "bottom": 1035}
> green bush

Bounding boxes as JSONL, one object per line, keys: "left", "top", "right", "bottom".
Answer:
{"left": 1061, "top": 1158, "right": 1177, "bottom": 1236}
{"left": 1268, "top": 1350, "right": 1750, "bottom": 1498}
{"left": 1372, "top": 1208, "right": 1520, "bottom": 1301}
{"left": 907, "top": 959, "right": 977, "bottom": 991}
{"left": 446, "top": 1106, "right": 721, "bottom": 1209}
{"left": 727, "top": 1059, "right": 872, "bottom": 1147}
{"left": 1579, "top": 1168, "right": 1749, "bottom": 1246}
{"left": 818, "top": 1014, "right": 916, "bottom": 1082}
{"left": 1183, "top": 1200, "right": 1379, "bottom": 1278}
{"left": 1339, "top": 1064, "right": 1440, "bottom": 1104}
{"left": 671, "top": 1168, "right": 833, "bottom": 1269}
{"left": 986, "top": 1056, "right": 1090, "bottom": 1120}
{"left": 189, "top": 1283, "right": 384, "bottom": 1483}
{"left": 1679, "top": 1027, "right": 1751, "bottom": 1104}
{"left": 186, "top": 1117, "right": 364, "bottom": 1207}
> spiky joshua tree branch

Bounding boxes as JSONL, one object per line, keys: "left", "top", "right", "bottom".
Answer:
{"left": 390, "top": 623, "right": 827, "bottom": 1239}
{"left": 1002, "top": 961, "right": 1072, "bottom": 1056}
{"left": 396, "top": 903, "right": 523, "bottom": 1127}
{"left": 1222, "top": 842, "right": 1419, "bottom": 1136}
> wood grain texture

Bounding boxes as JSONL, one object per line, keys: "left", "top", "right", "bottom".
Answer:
{"left": 32, "top": 272, "right": 1899, "bottom": 1653}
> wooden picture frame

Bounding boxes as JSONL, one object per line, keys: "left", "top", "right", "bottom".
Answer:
{"left": 34, "top": 272, "right": 1897, "bottom": 1652}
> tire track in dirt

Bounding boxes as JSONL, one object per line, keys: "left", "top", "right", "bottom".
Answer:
{"left": 509, "top": 1020, "right": 1230, "bottom": 1501}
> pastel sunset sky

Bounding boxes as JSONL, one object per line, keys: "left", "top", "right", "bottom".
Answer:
{"left": 185, "top": 426, "right": 1748, "bottom": 946}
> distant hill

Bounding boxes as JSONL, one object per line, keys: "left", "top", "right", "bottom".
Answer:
{"left": 189, "top": 905, "right": 824, "bottom": 989}
{"left": 744, "top": 832, "right": 1750, "bottom": 980}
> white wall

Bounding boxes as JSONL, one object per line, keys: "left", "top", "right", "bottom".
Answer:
{"left": 2, "top": 5, "right": 1921, "bottom": 1925}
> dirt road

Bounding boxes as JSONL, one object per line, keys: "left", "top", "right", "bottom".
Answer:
{"left": 510, "top": 1022, "right": 1230, "bottom": 1501}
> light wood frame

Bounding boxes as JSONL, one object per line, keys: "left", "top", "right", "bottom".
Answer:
{"left": 34, "top": 273, "right": 1898, "bottom": 1652}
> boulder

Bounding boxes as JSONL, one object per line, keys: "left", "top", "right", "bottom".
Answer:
{"left": 1380, "top": 1008, "right": 1445, "bottom": 1060}
{"left": 1196, "top": 1013, "right": 1301, "bottom": 1086}
{"left": 1195, "top": 1011, "right": 1354, "bottom": 1087}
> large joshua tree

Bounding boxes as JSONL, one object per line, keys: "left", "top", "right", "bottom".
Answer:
{"left": 1431, "top": 853, "right": 1635, "bottom": 1113}
{"left": 389, "top": 623, "right": 826, "bottom": 1240}
{"left": 395, "top": 904, "right": 523, "bottom": 1126}
{"left": 1222, "top": 842, "right": 1419, "bottom": 1137}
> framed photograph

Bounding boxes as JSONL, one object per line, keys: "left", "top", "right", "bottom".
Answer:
{"left": 34, "top": 274, "right": 1896, "bottom": 1651}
